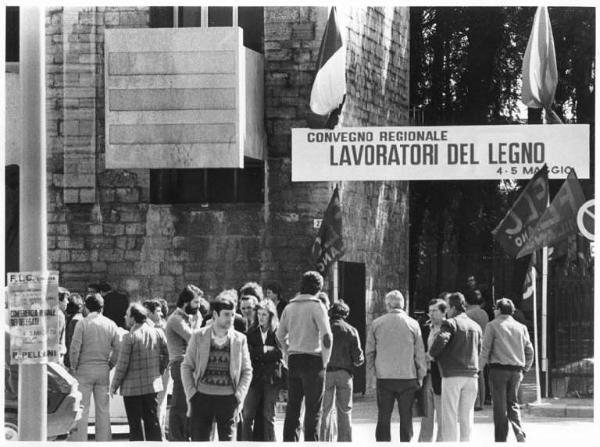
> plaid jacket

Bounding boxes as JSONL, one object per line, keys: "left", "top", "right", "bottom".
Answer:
{"left": 111, "top": 322, "right": 169, "bottom": 396}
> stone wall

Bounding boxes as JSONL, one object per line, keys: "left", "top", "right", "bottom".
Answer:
{"left": 45, "top": 6, "right": 410, "bottom": 312}
{"left": 263, "top": 6, "right": 410, "bottom": 322}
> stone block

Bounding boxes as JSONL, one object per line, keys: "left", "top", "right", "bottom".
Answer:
{"left": 99, "top": 248, "right": 125, "bottom": 262}
{"left": 62, "top": 262, "right": 92, "bottom": 273}
{"left": 104, "top": 223, "right": 125, "bottom": 236}
{"left": 125, "top": 223, "right": 145, "bottom": 235}
{"left": 115, "top": 188, "right": 140, "bottom": 203}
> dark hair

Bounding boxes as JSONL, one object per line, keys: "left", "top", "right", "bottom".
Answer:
{"left": 300, "top": 271, "right": 323, "bottom": 295}
{"left": 495, "top": 298, "right": 515, "bottom": 315}
{"left": 316, "top": 291, "right": 330, "bottom": 309}
{"left": 330, "top": 300, "right": 350, "bottom": 320}
{"left": 198, "top": 297, "right": 211, "bottom": 318}
{"left": 66, "top": 293, "right": 84, "bottom": 315}
{"left": 239, "top": 282, "right": 264, "bottom": 301}
{"left": 157, "top": 298, "right": 169, "bottom": 317}
{"left": 128, "top": 302, "right": 148, "bottom": 324}
{"left": 98, "top": 282, "right": 112, "bottom": 293}
{"left": 143, "top": 299, "right": 161, "bottom": 314}
{"left": 176, "top": 284, "right": 203, "bottom": 308}
{"left": 85, "top": 293, "right": 104, "bottom": 313}
{"left": 464, "top": 289, "right": 481, "bottom": 306}
{"left": 87, "top": 283, "right": 100, "bottom": 293}
{"left": 211, "top": 295, "right": 236, "bottom": 316}
{"left": 447, "top": 292, "right": 467, "bottom": 313}
{"left": 264, "top": 280, "right": 282, "bottom": 298}
{"left": 428, "top": 298, "right": 448, "bottom": 313}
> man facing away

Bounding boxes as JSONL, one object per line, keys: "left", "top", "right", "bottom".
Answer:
{"left": 365, "top": 290, "right": 427, "bottom": 442}
{"left": 181, "top": 294, "right": 253, "bottom": 441}
{"left": 110, "top": 303, "right": 169, "bottom": 441}
{"left": 418, "top": 298, "right": 447, "bottom": 442}
{"left": 98, "top": 281, "right": 129, "bottom": 329}
{"left": 276, "top": 270, "right": 332, "bottom": 441}
{"left": 320, "top": 300, "right": 364, "bottom": 442}
{"left": 465, "top": 289, "right": 489, "bottom": 411}
{"left": 165, "top": 284, "right": 204, "bottom": 441}
{"left": 430, "top": 292, "right": 482, "bottom": 442}
{"left": 480, "top": 298, "right": 534, "bottom": 442}
{"left": 68, "top": 293, "right": 121, "bottom": 442}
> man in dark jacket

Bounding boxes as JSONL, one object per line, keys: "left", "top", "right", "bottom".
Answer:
{"left": 320, "top": 300, "right": 364, "bottom": 442}
{"left": 99, "top": 282, "right": 129, "bottom": 329}
{"left": 430, "top": 292, "right": 482, "bottom": 442}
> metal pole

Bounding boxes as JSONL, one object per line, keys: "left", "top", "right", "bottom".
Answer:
{"left": 531, "top": 263, "right": 542, "bottom": 403}
{"left": 541, "top": 245, "right": 549, "bottom": 397}
{"left": 18, "top": 6, "right": 48, "bottom": 441}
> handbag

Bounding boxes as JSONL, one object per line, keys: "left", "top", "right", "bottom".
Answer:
{"left": 413, "top": 374, "right": 433, "bottom": 418}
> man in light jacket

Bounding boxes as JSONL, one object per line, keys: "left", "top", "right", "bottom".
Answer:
{"left": 276, "top": 270, "right": 332, "bottom": 441}
{"left": 366, "top": 290, "right": 427, "bottom": 442}
{"left": 181, "top": 293, "right": 252, "bottom": 441}
{"left": 479, "top": 298, "right": 534, "bottom": 442}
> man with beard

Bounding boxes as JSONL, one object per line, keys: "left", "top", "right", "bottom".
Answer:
{"left": 166, "top": 285, "right": 204, "bottom": 441}
{"left": 182, "top": 293, "right": 252, "bottom": 441}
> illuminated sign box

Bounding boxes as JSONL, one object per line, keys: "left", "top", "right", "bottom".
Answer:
{"left": 292, "top": 125, "right": 589, "bottom": 181}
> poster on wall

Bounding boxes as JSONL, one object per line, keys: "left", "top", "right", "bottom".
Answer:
{"left": 7, "top": 271, "right": 60, "bottom": 364}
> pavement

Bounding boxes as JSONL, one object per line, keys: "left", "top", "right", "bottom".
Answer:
{"left": 96, "top": 392, "right": 597, "bottom": 443}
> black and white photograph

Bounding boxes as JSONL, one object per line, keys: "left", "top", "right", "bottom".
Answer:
{"left": 2, "top": 2, "right": 596, "bottom": 443}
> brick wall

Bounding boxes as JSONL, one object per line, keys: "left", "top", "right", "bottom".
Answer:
{"left": 264, "top": 6, "right": 410, "bottom": 322}
{"left": 45, "top": 6, "right": 410, "bottom": 316}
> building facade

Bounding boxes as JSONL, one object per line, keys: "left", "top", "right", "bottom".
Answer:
{"left": 6, "top": 7, "right": 411, "bottom": 389}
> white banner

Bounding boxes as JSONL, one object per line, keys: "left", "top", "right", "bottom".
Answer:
{"left": 291, "top": 125, "right": 589, "bottom": 181}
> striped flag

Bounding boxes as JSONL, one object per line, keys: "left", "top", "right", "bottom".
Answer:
{"left": 521, "top": 7, "right": 558, "bottom": 111}
{"left": 309, "top": 7, "right": 346, "bottom": 127}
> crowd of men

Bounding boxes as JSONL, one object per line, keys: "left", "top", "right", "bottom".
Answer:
{"left": 55, "top": 272, "right": 533, "bottom": 442}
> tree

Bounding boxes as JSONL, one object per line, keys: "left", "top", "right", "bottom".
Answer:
{"left": 408, "top": 7, "right": 595, "bottom": 309}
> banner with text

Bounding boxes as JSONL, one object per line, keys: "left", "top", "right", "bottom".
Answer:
{"left": 7, "top": 271, "right": 60, "bottom": 364}
{"left": 291, "top": 125, "right": 589, "bottom": 181}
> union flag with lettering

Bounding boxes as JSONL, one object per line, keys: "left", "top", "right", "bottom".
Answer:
{"left": 312, "top": 186, "right": 345, "bottom": 275}
{"left": 517, "top": 169, "right": 586, "bottom": 258}
{"left": 492, "top": 165, "right": 548, "bottom": 257}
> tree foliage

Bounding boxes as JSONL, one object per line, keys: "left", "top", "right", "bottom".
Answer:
{"left": 408, "top": 7, "right": 595, "bottom": 307}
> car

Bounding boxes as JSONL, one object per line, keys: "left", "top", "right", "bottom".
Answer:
{"left": 4, "top": 361, "right": 82, "bottom": 441}
{"left": 4, "top": 330, "right": 82, "bottom": 441}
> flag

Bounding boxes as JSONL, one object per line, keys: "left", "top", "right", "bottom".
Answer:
{"left": 521, "top": 7, "right": 558, "bottom": 111}
{"left": 492, "top": 165, "right": 549, "bottom": 257}
{"left": 308, "top": 7, "right": 346, "bottom": 128}
{"left": 517, "top": 169, "right": 586, "bottom": 258}
{"left": 522, "top": 264, "right": 535, "bottom": 300}
{"left": 312, "top": 186, "right": 344, "bottom": 275}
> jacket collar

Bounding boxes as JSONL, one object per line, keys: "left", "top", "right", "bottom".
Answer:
{"left": 289, "top": 294, "right": 321, "bottom": 303}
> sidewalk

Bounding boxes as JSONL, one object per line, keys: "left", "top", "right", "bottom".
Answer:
{"left": 520, "top": 366, "right": 594, "bottom": 418}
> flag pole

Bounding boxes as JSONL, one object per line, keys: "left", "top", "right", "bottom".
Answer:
{"left": 332, "top": 182, "right": 341, "bottom": 302}
{"left": 531, "top": 261, "right": 542, "bottom": 403}
{"left": 541, "top": 190, "right": 550, "bottom": 397}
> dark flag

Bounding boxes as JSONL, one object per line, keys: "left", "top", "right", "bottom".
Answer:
{"left": 307, "top": 7, "right": 346, "bottom": 129}
{"left": 492, "top": 165, "right": 549, "bottom": 257}
{"left": 517, "top": 169, "right": 586, "bottom": 258}
{"left": 312, "top": 186, "right": 344, "bottom": 275}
